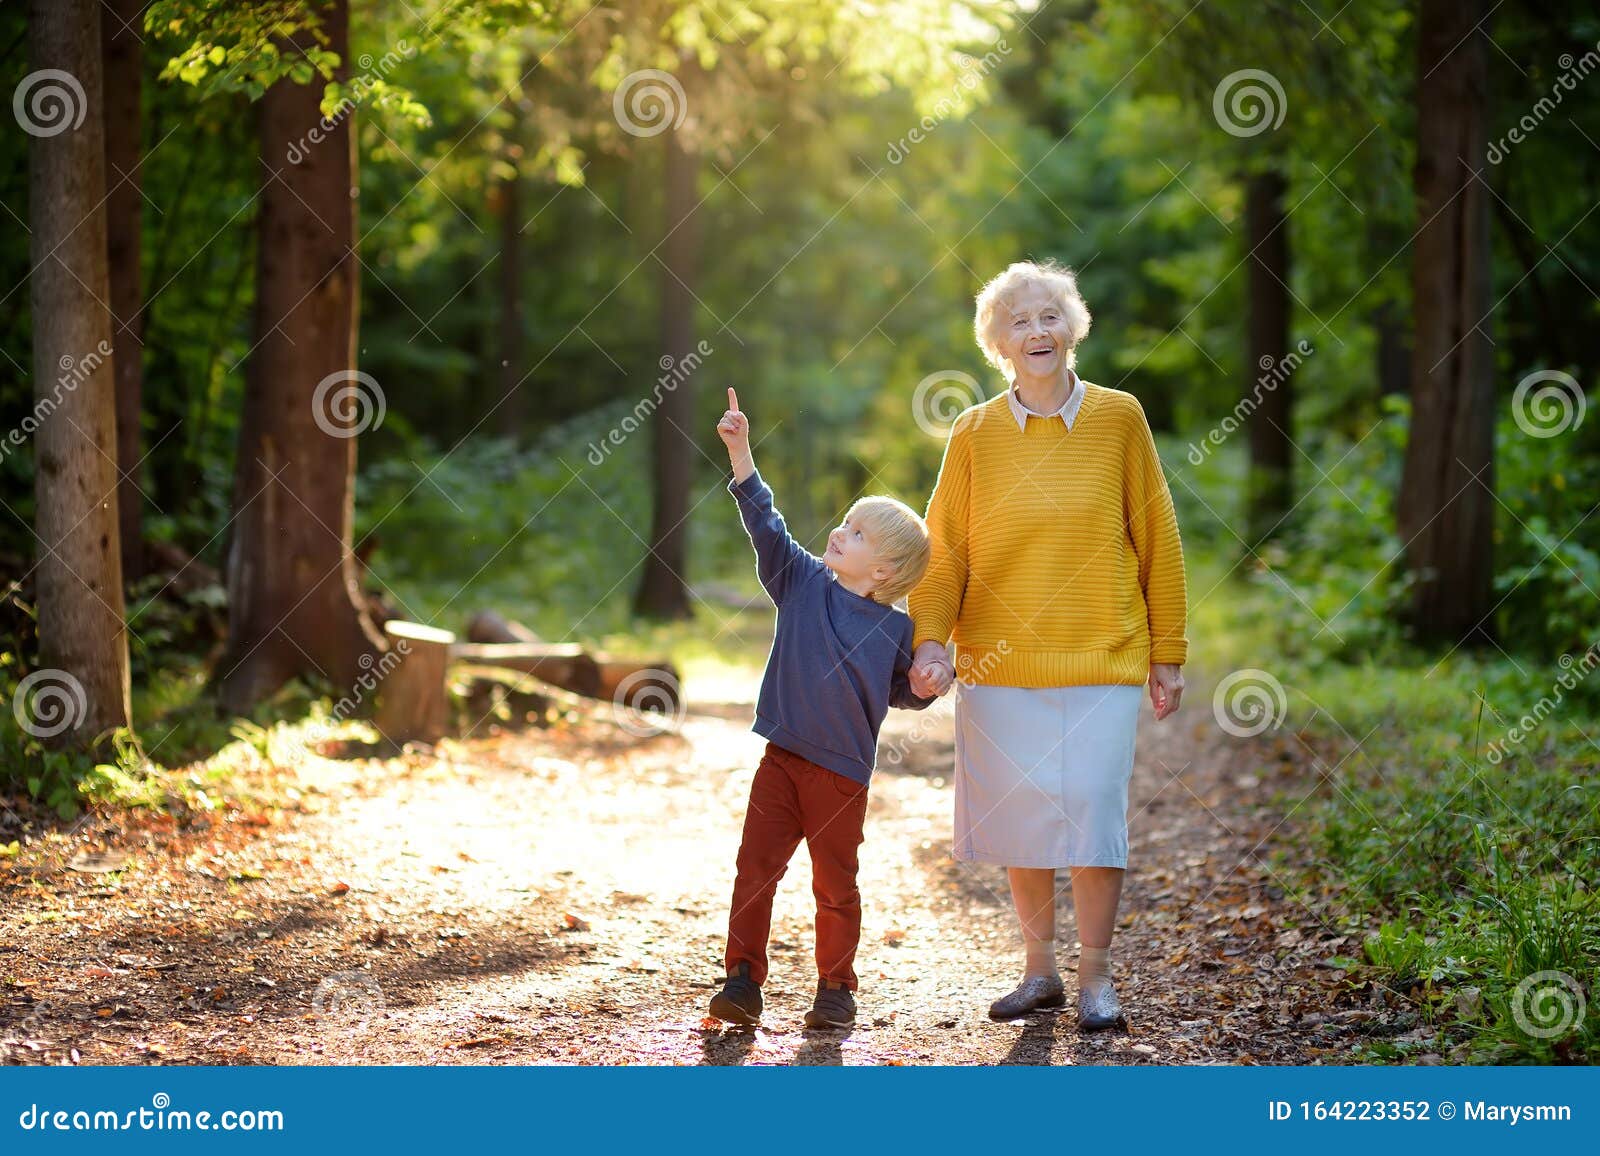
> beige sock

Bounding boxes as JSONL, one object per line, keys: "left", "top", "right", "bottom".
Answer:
{"left": 1078, "top": 944, "right": 1112, "bottom": 994}
{"left": 1024, "top": 935, "right": 1058, "bottom": 980}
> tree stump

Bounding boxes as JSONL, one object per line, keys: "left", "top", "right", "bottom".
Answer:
{"left": 374, "top": 620, "right": 456, "bottom": 745}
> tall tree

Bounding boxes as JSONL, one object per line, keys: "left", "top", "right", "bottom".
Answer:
{"left": 1244, "top": 164, "right": 1292, "bottom": 546}
{"left": 214, "top": 0, "right": 385, "bottom": 711}
{"left": 103, "top": 0, "right": 146, "bottom": 580}
{"left": 633, "top": 49, "right": 703, "bottom": 619}
{"left": 620, "top": 1, "right": 1000, "bottom": 619}
{"left": 1398, "top": 0, "right": 1495, "bottom": 646}
{"left": 28, "top": 0, "right": 132, "bottom": 748}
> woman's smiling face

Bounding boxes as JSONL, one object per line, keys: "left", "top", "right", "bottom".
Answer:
{"left": 997, "top": 284, "right": 1072, "bottom": 380}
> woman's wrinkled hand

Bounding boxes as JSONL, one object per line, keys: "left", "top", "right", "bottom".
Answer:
{"left": 909, "top": 640, "right": 956, "bottom": 698}
{"left": 1148, "top": 662, "right": 1184, "bottom": 720}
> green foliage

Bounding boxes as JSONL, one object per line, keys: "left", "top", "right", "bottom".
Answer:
{"left": 146, "top": 0, "right": 341, "bottom": 99}
{"left": 1202, "top": 495, "right": 1598, "bottom": 1061}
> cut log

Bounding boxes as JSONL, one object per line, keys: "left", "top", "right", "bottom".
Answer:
{"left": 460, "top": 611, "right": 681, "bottom": 715}
{"left": 374, "top": 620, "right": 456, "bottom": 746}
{"left": 462, "top": 674, "right": 551, "bottom": 729}
{"left": 449, "top": 643, "right": 602, "bottom": 698}
{"left": 595, "top": 660, "right": 680, "bottom": 716}
{"left": 465, "top": 610, "right": 542, "bottom": 644}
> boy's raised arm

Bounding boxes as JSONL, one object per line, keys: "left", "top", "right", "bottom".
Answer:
{"left": 719, "top": 388, "right": 823, "bottom": 605}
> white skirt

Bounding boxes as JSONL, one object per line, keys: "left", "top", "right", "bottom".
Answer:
{"left": 952, "top": 682, "right": 1142, "bottom": 869}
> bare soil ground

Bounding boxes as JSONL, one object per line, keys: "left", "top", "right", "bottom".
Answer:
{"left": 2, "top": 671, "right": 1374, "bottom": 1066}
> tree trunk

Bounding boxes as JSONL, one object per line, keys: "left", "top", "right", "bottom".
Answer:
{"left": 1244, "top": 165, "right": 1293, "bottom": 547}
{"left": 1398, "top": 0, "right": 1495, "bottom": 647}
{"left": 496, "top": 147, "right": 525, "bottom": 435}
{"left": 27, "top": 0, "right": 132, "bottom": 749}
{"left": 215, "top": 0, "right": 384, "bottom": 712}
{"left": 633, "top": 61, "right": 701, "bottom": 620}
{"left": 1366, "top": 217, "right": 1411, "bottom": 401}
{"left": 1374, "top": 297, "right": 1410, "bottom": 399}
{"left": 103, "top": 0, "right": 145, "bottom": 580}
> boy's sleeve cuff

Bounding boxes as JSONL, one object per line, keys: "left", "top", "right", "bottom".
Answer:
{"left": 729, "top": 467, "right": 765, "bottom": 495}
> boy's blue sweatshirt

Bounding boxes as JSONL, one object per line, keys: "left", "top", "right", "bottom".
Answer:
{"left": 729, "top": 468, "right": 937, "bottom": 785}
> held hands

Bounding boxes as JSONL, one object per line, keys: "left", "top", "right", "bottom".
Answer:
{"left": 1148, "top": 662, "right": 1184, "bottom": 720}
{"left": 908, "top": 640, "right": 956, "bottom": 699}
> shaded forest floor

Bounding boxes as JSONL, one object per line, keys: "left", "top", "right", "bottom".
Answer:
{"left": 2, "top": 670, "right": 1403, "bottom": 1066}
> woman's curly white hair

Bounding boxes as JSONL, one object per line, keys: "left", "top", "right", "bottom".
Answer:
{"left": 974, "top": 259, "right": 1093, "bottom": 380}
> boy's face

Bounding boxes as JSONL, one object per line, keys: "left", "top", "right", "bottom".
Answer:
{"left": 823, "top": 511, "right": 891, "bottom": 590}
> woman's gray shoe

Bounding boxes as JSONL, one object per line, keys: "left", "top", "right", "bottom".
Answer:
{"left": 708, "top": 962, "right": 763, "bottom": 1025}
{"left": 1075, "top": 979, "right": 1127, "bottom": 1032}
{"left": 987, "top": 974, "right": 1066, "bottom": 1020}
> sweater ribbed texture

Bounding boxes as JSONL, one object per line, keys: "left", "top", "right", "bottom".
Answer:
{"left": 908, "top": 382, "right": 1189, "bottom": 687}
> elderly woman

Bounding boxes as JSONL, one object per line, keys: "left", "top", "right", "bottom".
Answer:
{"left": 905, "top": 259, "right": 1188, "bottom": 1031}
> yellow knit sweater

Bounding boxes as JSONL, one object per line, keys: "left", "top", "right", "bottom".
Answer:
{"left": 908, "top": 381, "right": 1189, "bottom": 687}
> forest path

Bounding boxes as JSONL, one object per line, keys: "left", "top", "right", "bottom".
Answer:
{"left": 3, "top": 671, "right": 1360, "bottom": 1066}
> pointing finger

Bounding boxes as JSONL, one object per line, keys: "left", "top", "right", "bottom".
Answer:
{"left": 727, "top": 386, "right": 739, "bottom": 412}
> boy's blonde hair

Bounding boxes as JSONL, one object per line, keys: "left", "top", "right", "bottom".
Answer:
{"left": 974, "top": 258, "right": 1093, "bottom": 380}
{"left": 849, "top": 495, "right": 931, "bottom": 606}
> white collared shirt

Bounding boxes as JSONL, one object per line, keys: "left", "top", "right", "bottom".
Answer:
{"left": 1006, "top": 366, "right": 1086, "bottom": 431}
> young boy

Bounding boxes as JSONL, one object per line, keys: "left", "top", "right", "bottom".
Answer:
{"left": 710, "top": 387, "right": 941, "bottom": 1031}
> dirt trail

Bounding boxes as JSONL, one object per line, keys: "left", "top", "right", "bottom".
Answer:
{"left": 2, "top": 674, "right": 1363, "bottom": 1066}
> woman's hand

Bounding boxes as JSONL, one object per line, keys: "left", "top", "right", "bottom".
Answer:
{"left": 1148, "top": 662, "right": 1184, "bottom": 720}
{"left": 909, "top": 640, "right": 955, "bottom": 698}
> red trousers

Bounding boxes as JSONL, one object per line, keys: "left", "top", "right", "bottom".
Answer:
{"left": 723, "top": 741, "right": 871, "bottom": 991}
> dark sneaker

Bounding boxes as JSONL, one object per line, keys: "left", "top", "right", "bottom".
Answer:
{"left": 709, "top": 962, "right": 763, "bottom": 1025}
{"left": 803, "top": 979, "right": 856, "bottom": 1029}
